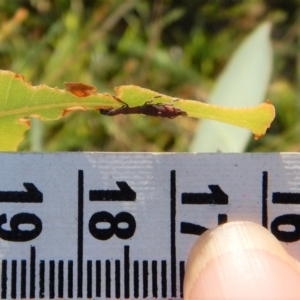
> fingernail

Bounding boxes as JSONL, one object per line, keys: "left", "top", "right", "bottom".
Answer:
{"left": 184, "top": 221, "right": 300, "bottom": 299}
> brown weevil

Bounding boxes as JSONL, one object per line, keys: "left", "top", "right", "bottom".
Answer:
{"left": 100, "top": 96, "right": 187, "bottom": 119}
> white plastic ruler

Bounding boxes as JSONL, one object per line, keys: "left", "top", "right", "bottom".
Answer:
{"left": 0, "top": 153, "right": 299, "bottom": 299}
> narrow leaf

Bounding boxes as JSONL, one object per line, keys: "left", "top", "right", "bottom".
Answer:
{"left": 0, "top": 71, "right": 117, "bottom": 151}
{"left": 190, "top": 22, "right": 273, "bottom": 152}
{"left": 113, "top": 85, "right": 274, "bottom": 139}
{"left": 0, "top": 70, "right": 275, "bottom": 151}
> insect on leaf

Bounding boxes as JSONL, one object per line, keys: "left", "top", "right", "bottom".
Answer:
{"left": 109, "top": 85, "right": 275, "bottom": 140}
{"left": 0, "top": 70, "right": 275, "bottom": 151}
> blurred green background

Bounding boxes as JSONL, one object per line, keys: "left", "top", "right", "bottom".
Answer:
{"left": 0, "top": 0, "right": 298, "bottom": 152}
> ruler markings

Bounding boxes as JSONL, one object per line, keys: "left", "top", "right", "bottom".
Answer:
{"left": 58, "top": 260, "right": 64, "bottom": 298}
{"left": 1, "top": 260, "right": 7, "bottom": 299}
{"left": 96, "top": 260, "right": 101, "bottom": 297}
{"left": 124, "top": 245, "right": 130, "bottom": 298}
{"left": 161, "top": 260, "right": 167, "bottom": 298}
{"left": 0, "top": 182, "right": 43, "bottom": 203}
{"left": 87, "top": 260, "right": 92, "bottom": 298}
{"left": 105, "top": 260, "right": 111, "bottom": 298}
{"left": 49, "top": 260, "right": 54, "bottom": 299}
{"left": 2, "top": 257, "right": 183, "bottom": 299}
{"left": 218, "top": 214, "right": 228, "bottom": 225}
{"left": 39, "top": 260, "right": 45, "bottom": 298}
{"left": 181, "top": 185, "right": 228, "bottom": 205}
{"left": 273, "top": 193, "right": 300, "bottom": 204}
{"left": 170, "top": 170, "right": 177, "bottom": 297}
{"left": 0, "top": 154, "right": 300, "bottom": 298}
{"left": 115, "top": 260, "right": 120, "bottom": 298}
{"left": 180, "top": 221, "right": 207, "bottom": 236}
{"left": 262, "top": 171, "right": 268, "bottom": 229}
{"left": 180, "top": 261, "right": 185, "bottom": 298}
{"left": 68, "top": 260, "right": 73, "bottom": 298}
{"left": 152, "top": 260, "right": 158, "bottom": 298}
{"left": 89, "top": 181, "right": 136, "bottom": 201}
{"left": 30, "top": 246, "right": 35, "bottom": 298}
{"left": 20, "top": 260, "right": 26, "bottom": 299}
{"left": 143, "top": 260, "right": 148, "bottom": 298}
{"left": 134, "top": 260, "right": 139, "bottom": 298}
{"left": 77, "top": 170, "right": 84, "bottom": 298}
{"left": 11, "top": 260, "right": 16, "bottom": 299}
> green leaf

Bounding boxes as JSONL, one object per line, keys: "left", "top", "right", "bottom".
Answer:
{"left": 0, "top": 70, "right": 274, "bottom": 151}
{"left": 190, "top": 22, "right": 273, "bottom": 152}
{"left": 116, "top": 85, "right": 274, "bottom": 139}
{"left": 0, "top": 71, "right": 118, "bottom": 151}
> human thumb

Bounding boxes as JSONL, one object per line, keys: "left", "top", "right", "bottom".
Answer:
{"left": 184, "top": 221, "right": 300, "bottom": 299}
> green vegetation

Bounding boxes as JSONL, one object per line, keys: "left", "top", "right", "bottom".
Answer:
{"left": 0, "top": 0, "right": 298, "bottom": 152}
{"left": 0, "top": 71, "right": 274, "bottom": 150}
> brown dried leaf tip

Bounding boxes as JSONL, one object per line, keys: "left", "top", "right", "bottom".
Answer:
{"left": 64, "top": 82, "right": 97, "bottom": 97}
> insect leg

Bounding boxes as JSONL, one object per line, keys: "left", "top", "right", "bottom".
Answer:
{"left": 99, "top": 96, "right": 129, "bottom": 116}
{"left": 111, "top": 95, "right": 128, "bottom": 106}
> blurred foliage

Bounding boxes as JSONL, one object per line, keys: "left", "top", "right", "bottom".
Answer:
{"left": 0, "top": 0, "right": 299, "bottom": 152}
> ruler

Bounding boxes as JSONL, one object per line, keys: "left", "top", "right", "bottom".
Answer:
{"left": 0, "top": 153, "right": 299, "bottom": 299}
